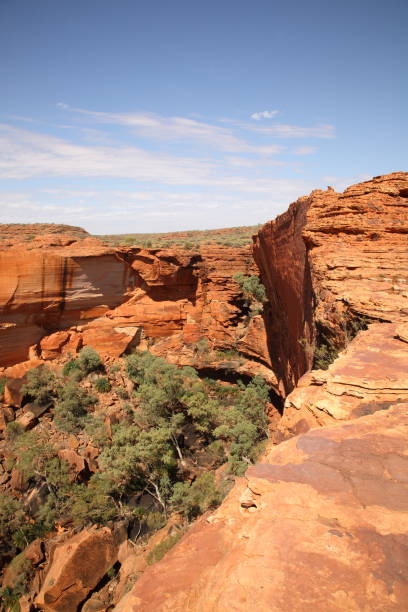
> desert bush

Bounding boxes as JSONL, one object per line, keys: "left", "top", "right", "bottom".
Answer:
{"left": 54, "top": 382, "right": 97, "bottom": 432}
{"left": 95, "top": 376, "right": 111, "bottom": 393}
{"left": 234, "top": 273, "right": 267, "bottom": 304}
{"left": 62, "top": 358, "right": 83, "bottom": 379}
{"left": 170, "top": 472, "right": 222, "bottom": 519}
{"left": 77, "top": 346, "right": 102, "bottom": 374}
{"left": 22, "top": 366, "right": 58, "bottom": 406}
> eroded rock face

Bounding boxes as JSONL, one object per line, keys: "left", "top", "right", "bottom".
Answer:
{"left": 254, "top": 171, "right": 408, "bottom": 394}
{"left": 117, "top": 404, "right": 408, "bottom": 612}
{"left": 0, "top": 241, "right": 272, "bottom": 384}
{"left": 0, "top": 242, "right": 130, "bottom": 365}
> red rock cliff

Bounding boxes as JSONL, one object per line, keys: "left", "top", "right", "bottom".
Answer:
{"left": 254, "top": 171, "right": 408, "bottom": 394}
{"left": 0, "top": 238, "right": 274, "bottom": 385}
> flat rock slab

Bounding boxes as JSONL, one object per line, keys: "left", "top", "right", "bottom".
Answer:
{"left": 115, "top": 404, "right": 408, "bottom": 612}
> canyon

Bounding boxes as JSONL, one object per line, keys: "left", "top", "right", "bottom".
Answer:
{"left": 0, "top": 172, "right": 407, "bottom": 611}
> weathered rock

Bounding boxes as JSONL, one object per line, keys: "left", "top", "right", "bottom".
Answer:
{"left": 58, "top": 449, "right": 88, "bottom": 481}
{"left": 3, "top": 359, "right": 44, "bottom": 407}
{"left": 35, "top": 526, "right": 125, "bottom": 612}
{"left": 40, "top": 332, "right": 70, "bottom": 359}
{"left": 253, "top": 171, "right": 408, "bottom": 394}
{"left": 9, "top": 467, "right": 26, "bottom": 492}
{"left": 0, "top": 243, "right": 131, "bottom": 366}
{"left": 0, "top": 239, "right": 274, "bottom": 389}
{"left": 276, "top": 322, "right": 408, "bottom": 439}
{"left": 0, "top": 405, "right": 14, "bottom": 430}
{"left": 116, "top": 405, "right": 408, "bottom": 611}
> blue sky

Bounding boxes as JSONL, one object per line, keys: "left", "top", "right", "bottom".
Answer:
{"left": 0, "top": 0, "right": 406, "bottom": 233}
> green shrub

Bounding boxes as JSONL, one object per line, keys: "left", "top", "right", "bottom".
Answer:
{"left": 117, "top": 387, "right": 129, "bottom": 399}
{"left": 5, "top": 421, "right": 24, "bottom": 441}
{"left": 77, "top": 346, "right": 102, "bottom": 374}
{"left": 0, "top": 585, "right": 22, "bottom": 611}
{"left": 233, "top": 274, "right": 267, "bottom": 316}
{"left": 22, "top": 366, "right": 57, "bottom": 406}
{"left": 170, "top": 473, "right": 222, "bottom": 519}
{"left": 109, "top": 363, "right": 121, "bottom": 374}
{"left": 95, "top": 377, "right": 111, "bottom": 393}
{"left": 62, "top": 358, "right": 82, "bottom": 378}
{"left": 54, "top": 382, "right": 97, "bottom": 432}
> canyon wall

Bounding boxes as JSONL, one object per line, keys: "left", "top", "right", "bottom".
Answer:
{"left": 117, "top": 172, "right": 408, "bottom": 611}
{"left": 254, "top": 172, "right": 408, "bottom": 393}
{"left": 0, "top": 238, "right": 275, "bottom": 385}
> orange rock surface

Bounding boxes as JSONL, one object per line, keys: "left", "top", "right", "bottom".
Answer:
{"left": 35, "top": 526, "right": 126, "bottom": 612}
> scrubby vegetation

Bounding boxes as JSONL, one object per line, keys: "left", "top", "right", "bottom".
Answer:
{"left": 98, "top": 224, "right": 261, "bottom": 249}
{"left": 0, "top": 348, "right": 271, "bottom": 568}
{"left": 233, "top": 273, "right": 268, "bottom": 316}
{"left": 312, "top": 313, "right": 371, "bottom": 370}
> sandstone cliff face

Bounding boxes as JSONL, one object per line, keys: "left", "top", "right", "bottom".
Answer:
{"left": 0, "top": 243, "right": 130, "bottom": 365}
{"left": 0, "top": 238, "right": 274, "bottom": 386}
{"left": 254, "top": 172, "right": 408, "bottom": 394}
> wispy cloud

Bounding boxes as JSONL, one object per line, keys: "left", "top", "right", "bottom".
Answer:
{"left": 250, "top": 110, "right": 279, "bottom": 120}
{"left": 0, "top": 104, "right": 338, "bottom": 232}
{"left": 293, "top": 146, "right": 317, "bottom": 155}
{"left": 0, "top": 123, "right": 216, "bottom": 184}
{"left": 57, "top": 104, "right": 282, "bottom": 155}
{"left": 246, "top": 123, "right": 335, "bottom": 139}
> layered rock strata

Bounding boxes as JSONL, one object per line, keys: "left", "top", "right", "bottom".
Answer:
{"left": 0, "top": 239, "right": 273, "bottom": 384}
{"left": 277, "top": 322, "right": 408, "bottom": 439}
{"left": 254, "top": 172, "right": 408, "bottom": 393}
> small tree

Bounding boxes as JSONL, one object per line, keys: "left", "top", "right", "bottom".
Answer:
{"left": 95, "top": 376, "right": 111, "bottom": 393}
{"left": 233, "top": 273, "right": 267, "bottom": 316}
{"left": 170, "top": 473, "right": 222, "bottom": 519}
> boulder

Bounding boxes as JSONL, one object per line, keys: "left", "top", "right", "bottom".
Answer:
{"left": 35, "top": 526, "right": 125, "bottom": 612}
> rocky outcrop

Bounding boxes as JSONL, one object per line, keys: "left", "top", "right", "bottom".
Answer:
{"left": 254, "top": 172, "right": 408, "bottom": 394}
{"left": 117, "top": 404, "right": 408, "bottom": 611}
{"left": 0, "top": 238, "right": 274, "bottom": 388}
{"left": 276, "top": 322, "right": 408, "bottom": 439}
{"left": 116, "top": 172, "right": 408, "bottom": 610}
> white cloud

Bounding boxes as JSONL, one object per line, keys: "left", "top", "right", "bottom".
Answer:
{"left": 293, "top": 146, "right": 317, "bottom": 155}
{"left": 247, "top": 123, "right": 335, "bottom": 139}
{"left": 250, "top": 110, "right": 279, "bottom": 120}
{"left": 0, "top": 124, "right": 216, "bottom": 184}
{"left": 57, "top": 104, "right": 282, "bottom": 155}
